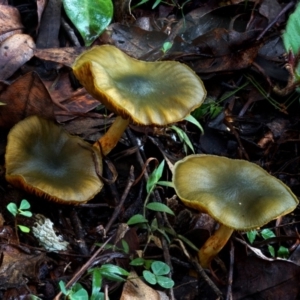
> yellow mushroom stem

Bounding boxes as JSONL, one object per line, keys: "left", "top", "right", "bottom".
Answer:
{"left": 93, "top": 116, "right": 130, "bottom": 156}
{"left": 198, "top": 224, "right": 234, "bottom": 268}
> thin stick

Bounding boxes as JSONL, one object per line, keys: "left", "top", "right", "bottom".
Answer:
{"left": 53, "top": 236, "right": 113, "bottom": 300}
{"left": 256, "top": 2, "right": 296, "bottom": 41}
{"left": 226, "top": 241, "right": 234, "bottom": 300}
{"left": 191, "top": 257, "right": 223, "bottom": 299}
{"left": 105, "top": 166, "right": 135, "bottom": 233}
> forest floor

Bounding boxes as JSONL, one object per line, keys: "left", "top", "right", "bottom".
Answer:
{"left": 0, "top": 0, "right": 300, "bottom": 299}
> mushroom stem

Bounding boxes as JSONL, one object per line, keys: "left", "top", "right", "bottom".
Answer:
{"left": 94, "top": 116, "right": 130, "bottom": 156}
{"left": 198, "top": 224, "right": 234, "bottom": 268}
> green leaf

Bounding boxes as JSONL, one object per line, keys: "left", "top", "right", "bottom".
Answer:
{"left": 151, "top": 261, "right": 170, "bottom": 276}
{"left": 177, "top": 234, "right": 199, "bottom": 252}
{"left": 63, "top": 0, "right": 113, "bottom": 46}
{"left": 100, "top": 271, "right": 127, "bottom": 282}
{"left": 171, "top": 126, "right": 194, "bottom": 153}
{"left": 121, "top": 239, "right": 129, "bottom": 254}
{"left": 152, "top": 0, "right": 162, "bottom": 9}
{"left": 146, "top": 160, "right": 165, "bottom": 193}
{"left": 268, "top": 245, "right": 275, "bottom": 258}
{"left": 90, "top": 268, "right": 102, "bottom": 300}
{"left": 146, "top": 202, "right": 175, "bottom": 215}
{"left": 161, "top": 41, "right": 173, "bottom": 54}
{"left": 246, "top": 230, "right": 257, "bottom": 244}
{"left": 185, "top": 114, "right": 204, "bottom": 134}
{"left": 19, "top": 199, "right": 30, "bottom": 210}
{"left": 19, "top": 210, "right": 33, "bottom": 218}
{"left": 70, "top": 283, "right": 89, "bottom": 299}
{"left": 156, "top": 275, "right": 174, "bottom": 289}
{"left": 130, "top": 257, "right": 145, "bottom": 266}
{"left": 59, "top": 281, "right": 68, "bottom": 295}
{"left": 100, "top": 264, "right": 129, "bottom": 277}
{"left": 261, "top": 228, "right": 276, "bottom": 240}
{"left": 283, "top": 3, "right": 300, "bottom": 55}
{"left": 143, "top": 270, "right": 157, "bottom": 285}
{"left": 7, "top": 203, "right": 18, "bottom": 217}
{"left": 18, "top": 225, "right": 30, "bottom": 233}
{"left": 277, "top": 246, "right": 289, "bottom": 259}
{"left": 157, "top": 181, "right": 174, "bottom": 188}
{"left": 127, "top": 214, "right": 148, "bottom": 225}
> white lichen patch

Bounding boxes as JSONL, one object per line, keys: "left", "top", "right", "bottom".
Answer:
{"left": 32, "top": 214, "right": 69, "bottom": 252}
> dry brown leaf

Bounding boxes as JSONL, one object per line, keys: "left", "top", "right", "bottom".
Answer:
{"left": 34, "top": 47, "right": 87, "bottom": 67}
{"left": 0, "top": 4, "right": 24, "bottom": 43}
{"left": 0, "top": 33, "right": 35, "bottom": 80}
{"left": 0, "top": 72, "right": 54, "bottom": 128}
{"left": 120, "top": 271, "right": 169, "bottom": 300}
{"left": 0, "top": 244, "right": 48, "bottom": 289}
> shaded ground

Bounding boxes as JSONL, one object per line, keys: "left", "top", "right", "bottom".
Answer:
{"left": 0, "top": 0, "right": 300, "bottom": 299}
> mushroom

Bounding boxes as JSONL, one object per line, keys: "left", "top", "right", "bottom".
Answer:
{"left": 72, "top": 45, "right": 206, "bottom": 156}
{"left": 5, "top": 115, "right": 103, "bottom": 204}
{"left": 172, "top": 154, "right": 299, "bottom": 268}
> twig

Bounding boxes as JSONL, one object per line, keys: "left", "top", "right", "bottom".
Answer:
{"left": 256, "top": 1, "right": 296, "bottom": 41}
{"left": 104, "top": 166, "right": 135, "bottom": 234}
{"left": 70, "top": 210, "right": 90, "bottom": 256}
{"left": 226, "top": 241, "right": 234, "bottom": 300}
{"left": 53, "top": 236, "right": 113, "bottom": 300}
{"left": 161, "top": 235, "right": 176, "bottom": 300}
{"left": 191, "top": 257, "right": 223, "bottom": 299}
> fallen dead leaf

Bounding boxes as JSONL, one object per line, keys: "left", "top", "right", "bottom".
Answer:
{"left": 0, "top": 4, "right": 24, "bottom": 43}
{"left": 0, "top": 244, "right": 48, "bottom": 289}
{"left": 0, "top": 72, "right": 54, "bottom": 128}
{"left": 0, "top": 33, "right": 35, "bottom": 80}
{"left": 120, "top": 271, "right": 169, "bottom": 300}
{"left": 34, "top": 47, "right": 87, "bottom": 67}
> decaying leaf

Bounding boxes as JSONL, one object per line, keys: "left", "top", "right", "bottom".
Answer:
{"left": 0, "top": 33, "right": 35, "bottom": 80}
{"left": 121, "top": 271, "right": 169, "bottom": 300}
{"left": 0, "top": 72, "right": 54, "bottom": 128}
{"left": 0, "top": 4, "right": 24, "bottom": 43}
{"left": 0, "top": 244, "right": 48, "bottom": 289}
{"left": 34, "top": 47, "right": 87, "bottom": 67}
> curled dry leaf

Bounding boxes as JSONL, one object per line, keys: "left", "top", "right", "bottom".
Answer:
{"left": 0, "top": 33, "right": 35, "bottom": 80}
{"left": 0, "top": 4, "right": 24, "bottom": 43}
{"left": 0, "top": 72, "right": 54, "bottom": 128}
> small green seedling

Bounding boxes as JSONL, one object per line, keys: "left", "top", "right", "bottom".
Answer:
{"left": 130, "top": 257, "right": 154, "bottom": 269}
{"left": 7, "top": 199, "right": 32, "bottom": 233}
{"left": 161, "top": 41, "right": 173, "bottom": 54}
{"left": 142, "top": 261, "right": 174, "bottom": 289}
{"left": 247, "top": 228, "right": 289, "bottom": 259}
{"left": 59, "top": 281, "right": 89, "bottom": 300}
{"left": 59, "top": 264, "right": 129, "bottom": 300}
{"left": 127, "top": 160, "right": 175, "bottom": 227}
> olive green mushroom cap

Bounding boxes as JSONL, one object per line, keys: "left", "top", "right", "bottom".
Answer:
{"left": 72, "top": 45, "right": 206, "bottom": 126}
{"left": 5, "top": 116, "right": 103, "bottom": 204}
{"left": 173, "top": 154, "right": 299, "bottom": 230}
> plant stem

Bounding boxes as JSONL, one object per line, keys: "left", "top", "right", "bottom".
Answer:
{"left": 94, "top": 116, "right": 130, "bottom": 156}
{"left": 198, "top": 224, "right": 233, "bottom": 268}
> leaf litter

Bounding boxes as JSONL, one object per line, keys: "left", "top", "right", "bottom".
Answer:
{"left": 0, "top": 0, "right": 299, "bottom": 299}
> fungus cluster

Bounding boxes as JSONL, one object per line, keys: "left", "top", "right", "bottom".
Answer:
{"left": 172, "top": 154, "right": 299, "bottom": 268}
{"left": 5, "top": 45, "right": 207, "bottom": 204}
